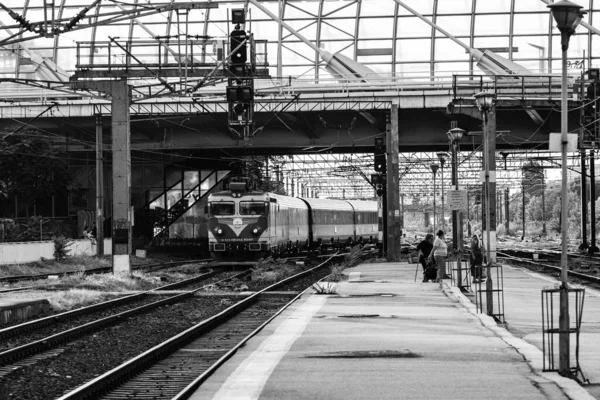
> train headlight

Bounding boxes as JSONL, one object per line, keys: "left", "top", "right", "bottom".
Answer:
{"left": 252, "top": 227, "right": 260, "bottom": 235}
{"left": 215, "top": 228, "right": 223, "bottom": 236}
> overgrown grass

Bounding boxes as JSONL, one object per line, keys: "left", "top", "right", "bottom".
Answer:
{"left": 251, "top": 257, "right": 304, "bottom": 283}
{"left": 312, "top": 245, "right": 370, "bottom": 294}
{"left": 0, "top": 255, "right": 112, "bottom": 277}
{"left": 47, "top": 289, "right": 118, "bottom": 311}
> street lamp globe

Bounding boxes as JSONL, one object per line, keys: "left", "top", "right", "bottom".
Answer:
{"left": 447, "top": 127, "right": 465, "bottom": 143}
{"left": 436, "top": 151, "right": 449, "bottom": 165}
{"left": 473, "top": 91, "right": 496, "bottom": 112}
{"left": 430, "top": 163, "right": 439, "bottom": 174}
{"left": 548, "top": 1, "right": 586, "bottom": 37}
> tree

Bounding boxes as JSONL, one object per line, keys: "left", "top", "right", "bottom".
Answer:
{"left": 0, "top": 131, "right": 71, "bottom": 216}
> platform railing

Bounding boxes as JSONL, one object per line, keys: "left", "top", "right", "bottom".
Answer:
{"left": 452, "top": 74, "right": 572, "bottom": 102}
{"left": 541, "top": 286, "right": 588, "bottom": 383}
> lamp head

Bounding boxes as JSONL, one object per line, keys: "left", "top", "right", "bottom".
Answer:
{"left": 473, "top": 91, "right": 496, "bottom": 112}
{"left": 430, "top": 163, "right": 440, "bottom": 175}
{"left": 436, "top": 152, "right": 449, "bottom": 165}
{"left": 447, "top": 127, "right": 465, "bottom": 143}
{"left": 548, "top": 1, "right": 586, "bottom": 35}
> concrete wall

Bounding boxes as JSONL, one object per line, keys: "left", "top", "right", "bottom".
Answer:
{"left": 0, "top": 239, "right": 112, "bottom": 265}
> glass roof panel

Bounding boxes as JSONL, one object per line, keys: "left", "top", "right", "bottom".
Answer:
{"left": 359, "top": 0, "right": 396, "bottom": 17}
{"left": 513, "top": 13, "right": 549, "bottom": 35}
{"left": 0, "top": 0, "right": 598, "bottom": 82}
{"left": 396, "top": 38, "right": 431, "bottom": 62}
{"left": 436, "top": 0, "right": 472, "bottom": 14}
{"left": 322, "top": 1, "right": 357, "bottom": 18}
{"left": 474, "top": 14, "right": 511, "bottom": 35}
{"left": 358, "top": 17, "right": 393, "bottom": 39}
{"left": 396, "top": 16, "right": 434, "bottom": 38}
{"left": 475, "top": 0, "right": 512, "bottom": 14}
{"left": 320, "top": 18, "right": 355, "bottom": 40}
{"left": 435, "top": 16, "right": 472, "bottom": 37}
{"left": 398, "top": 0, "right": 435, "bottom": 15}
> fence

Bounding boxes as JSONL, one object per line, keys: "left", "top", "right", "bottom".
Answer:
{"left": 0, "top": 239, "right": 112, "bottom": 265}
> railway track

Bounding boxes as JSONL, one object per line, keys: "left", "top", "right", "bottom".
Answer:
{"left": 0, "top": 258, "right": 214, "bottom": 285}
{"left": 0, "top": 270, "right": 234, "bottom": 367}
{"left": 56, "top": 253, "right": 344, "bottom": 400}
{"left": 498, "top": 251, "right": 600, "bottom": 287}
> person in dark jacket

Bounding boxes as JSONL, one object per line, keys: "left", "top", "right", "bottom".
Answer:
{"left": 417, "top": 234, "right": 434, "bottom": 273}
{"left": 469, "top": 235, "right": 485, "bottom": 283}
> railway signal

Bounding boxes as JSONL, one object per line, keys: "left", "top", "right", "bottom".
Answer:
{"left": 374, "top": 137, "right": 386, "bottom": 173}
{"left": 229, "top": 9, "right": 247, "bottom": 77}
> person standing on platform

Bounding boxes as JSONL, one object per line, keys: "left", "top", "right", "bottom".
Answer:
{"left": 429, "top": 230, "right": 448, "bottom": 283}
{"left": 469, "top": 235, "right": 484, "bottom": 283}
{"left": 417, "top": 234, "right": 434, "bottom": 275}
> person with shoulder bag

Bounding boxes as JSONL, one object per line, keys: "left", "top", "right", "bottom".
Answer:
{"left": 429, "top": 230, "right": 449, "bottom": 283}
{"left": 469, "top": 235, "right": 485, "bottom": 283}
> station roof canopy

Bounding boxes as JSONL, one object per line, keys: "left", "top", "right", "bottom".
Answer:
{"left": 1, "top": 0, "right": 599, "bottom": 82}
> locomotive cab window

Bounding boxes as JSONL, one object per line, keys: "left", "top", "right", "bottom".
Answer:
{"left": 240, "top": 201, "right": 267, "bottom": 215}
{"left": 210, "top": 202, "right": 235, "bottom": 216}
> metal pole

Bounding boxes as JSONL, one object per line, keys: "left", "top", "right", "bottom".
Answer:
{"left": 505, "top": 188, "right": 510, "bottom": 233}
{"left": 467, "top": 191, "right": 471, "bottom": 237}
{"left": 522, "top": 181, "right": 526, "bottom": 241}
{"left": 590, "top": 148, "right": 598, "bottom": 252}
{"left": 452, "top": 140, "right": 463, "bottom": 288}
{"left": 96, "top": 114, "right": 105, "bottom": 257}
{"left": 440, "top": 162, "right": 445, "bottom": 232}
{"left": 558, "top": 38, "right": 570, "bottom": 377}
{"left": 433, "top": 172, "right": 437, "bottom": 233}
{"left": 580, "top": 150, "right": 588, "bottom": 249}
{"left": 483, "top": 109, "right": 494, "bottom": 316}
{"left": 541, "top": 170, "right": 547, "bottom": 236}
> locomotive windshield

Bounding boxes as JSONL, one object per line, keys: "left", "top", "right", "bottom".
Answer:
{"left": 239, "top": 201, "right": 266, "bottom": 216}
{"left": 210, "top": 202, "right": 235, "bottom": 216}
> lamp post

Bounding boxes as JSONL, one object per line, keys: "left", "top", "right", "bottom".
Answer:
{"left": 430, "top": 163, "right": 440, "bottom": 232}
{"left": 548, "top": 0, "right": 586, "bottom": 378}
{"left": 437, "top": 152, "right": 449, "bottom": 232}
{"left": 447, "top": 128, "right": 464, "bottom": 288}
{"left": 474, "top": 90, "right": 496, "bottom": 316}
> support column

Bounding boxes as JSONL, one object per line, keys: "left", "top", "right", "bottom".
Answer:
{"left": 95, "top": 114, "right": 105, "bottom": 257}
{"left": 591, "top": 149, "right": 598, "bottom": 253}
{"left": 482, "top": 103, "right": 497, "bottom": 317}
{"left": 580, "top": 150, "right": 588, "bottom": 249}
{"left": 504, "top": 188, "right": 510, "bottom": 232}
{"left": 111, "top": 80, "right": 132, "bottom": 273}
{"left": 386, "top": 101, "right": 401, "bottom": 262}
{"left": 483, "top": 106, "right": 497, "bottom": 263}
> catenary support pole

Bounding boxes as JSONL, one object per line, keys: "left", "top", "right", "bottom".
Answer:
{"left": 386, "top": 101, "right": 401, "bottom": 262}
{"left": 504, "top": 188, "right": 510, "bottom": 233}
{"left": 95, "top": 114, "right": 104, "bottom": 257}
{"left": 580, "top": 150, "right": 588, "bottom": 249}
{"left": 591, "top": 148, "right": 598, "bottom": 252}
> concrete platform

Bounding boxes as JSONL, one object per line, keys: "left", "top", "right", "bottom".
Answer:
{"left": 0, "top": 298, "right": 50, "bottom": 325}
{"left": 189, "top": 261, "right": 597, "bottom": 400}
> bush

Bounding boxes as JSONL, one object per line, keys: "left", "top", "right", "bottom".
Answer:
{"left": 53, "top": 235, "right": 72, "bottom": 261}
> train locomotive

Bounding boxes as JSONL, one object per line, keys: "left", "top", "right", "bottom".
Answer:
{"left": 207, "top": 182, "right": 382, "bottom": 265}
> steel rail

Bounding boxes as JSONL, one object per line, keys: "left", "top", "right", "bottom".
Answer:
{"left": 0, "top": 270, "right": 222, "bottom": 342}
{"left": 57, "top": 253, "right": 344, "bottom": 400}
{"left": 498, "top": 251, "right": 600, "bottom": 285}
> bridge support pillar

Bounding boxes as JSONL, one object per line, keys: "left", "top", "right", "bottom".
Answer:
{"left": 71, "top": 79, "right": 133, "bottom": 273}
{"left": 110, "top": 81, "right": 133, "bottom": 273}
{"left": 386, "top": 100, "right": 402, "bottom": 262}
